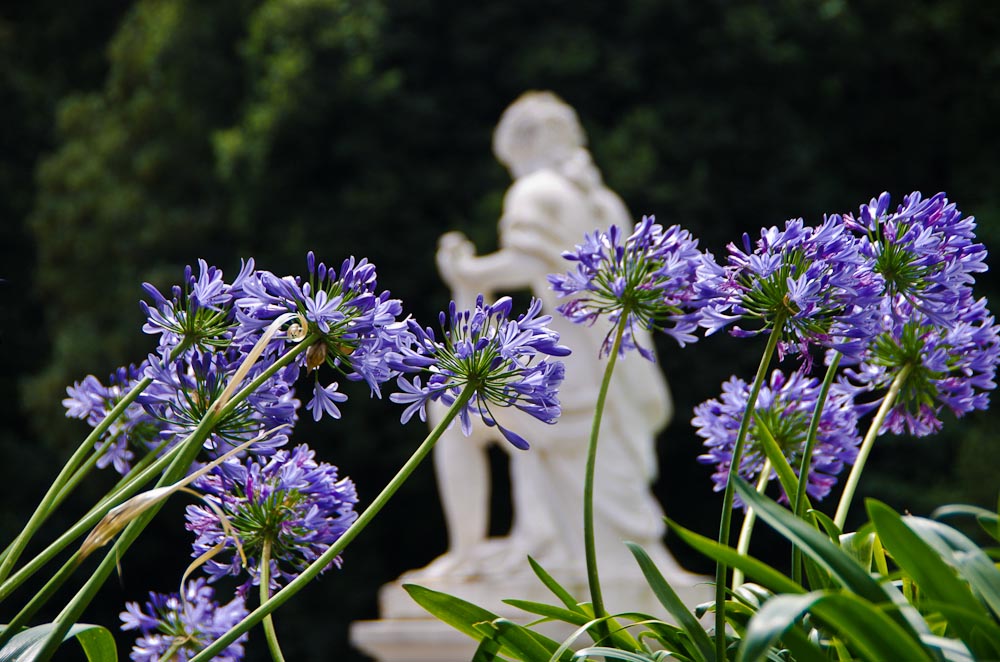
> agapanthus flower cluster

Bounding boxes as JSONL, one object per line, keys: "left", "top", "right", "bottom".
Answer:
{"left": 233, "top": 252, "right": 407, "bottom": 416}
{"left": 63, "top": 364, "right": 159, "bottom": 474}
{"left": 843, "top": 191, "right": 987, "bottom": 326}
{"left": 831, "top": 192, "right": 1000, "bottom": 436}
{"left": 388, "top": 295, "right": 568, "bottom": 450}
{"left": 138, "top": 348, "right": 299, "bottom": 457}
{"left": 120, "top": 578, "right": 248, "bottom": 662}
{"left": 697, "top": 215, "right": 883, "bottom": 361}
{"left": 548, "top": 215, "right": 704, "bottom": 359}
{"left": 694, "top": 369, "right": 861, "bottom": 507}
{"left": 839, "top": 295, "right": 1000, "bottom": 436}
{"left": 185, "top": 444, "right": 358, "bottom": 593}
{"left": 141, "top": 258, "right": 255, "bottom": 354}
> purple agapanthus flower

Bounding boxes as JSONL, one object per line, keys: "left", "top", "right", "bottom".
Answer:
{"left": 388, "top": 295, "right": 568, "bottom": 450}
{"left": 694, "top": 369, "right": 861, "bottom": 507}
{"left": 63, "top": 363, "right": 160, "bottom": 474}
{"left": 843, "top": 191, "right": 987, "bottom": 326}
{"left": 549, "top": 215, "right": 705, "bottom": 359}
{"left": 120, "top": 578, "right": 248, "bottom": 662}
{"left": 185, "top": 444, "right": 358, "bottom": 594}
{"left": 141, "top": 258, "right": 254, "bottom": 352}
{"left": 139, "top": 347, "right": 299, "bottom": 457}
{"left": 234, "top": 252, "right": 407, "bottom": 410}
{"left": 697, "top": 215, "right": 883, "bottom": 362}
{"left": 840, "top": 294, "right": 1000, "bottom": 437}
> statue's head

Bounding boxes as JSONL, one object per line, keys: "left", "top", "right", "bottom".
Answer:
{"left": 493, "top": 91, "right": 586, "bottom": 178}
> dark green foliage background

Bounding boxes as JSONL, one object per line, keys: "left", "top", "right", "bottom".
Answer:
{"left": 2, "top": 0, "right": 999, "bottom": 659}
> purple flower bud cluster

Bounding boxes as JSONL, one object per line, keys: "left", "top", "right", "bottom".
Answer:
{"left": 120, "top": 578, "right": 248, "bottom": 662}
{"left": 389, "top": 295, "right": 569, "bottom": 450}
{"left": 549, "top": 215, "right": 704, "bottom": 359}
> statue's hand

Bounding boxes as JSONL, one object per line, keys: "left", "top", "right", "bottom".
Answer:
{"left": 436, "top": 231, "right": 476, "bottom": 288}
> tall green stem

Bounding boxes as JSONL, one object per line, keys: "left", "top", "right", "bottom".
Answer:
{"left": 28, "top": 337, "right": 312, "bottom": 662}
{"left": 0, "top": 372, "right": 157, "bottom": 582}
{"left": 187, "top": 383, "right": 478, "bottom": 662}
{"left": 833, "top": 366, "right": 910, "bottom": 529}
{"left": 583, "top": 318, "right": 627, "bottom": 634}
{"left": 791, "top": 352, "right": 840, "bottom": 585}
{"left": 731, "top": 459, "right": 771, "bottom": 589}
{"left": 0, "top": 438, "right": 185, "bottom": 602}
{"left": 260, "top": 539, "right": 286, "bottom": 662}
{"left": 714, "top": 323, "right": 782, "bottom": 660}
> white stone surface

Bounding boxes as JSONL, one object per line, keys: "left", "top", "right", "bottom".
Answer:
{"left": 351, "top": 91, "right": 712, "bottom": 661}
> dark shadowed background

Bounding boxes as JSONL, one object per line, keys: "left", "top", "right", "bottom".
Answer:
{"left": 2, "top": 1, "right": 999, "bottom": 659}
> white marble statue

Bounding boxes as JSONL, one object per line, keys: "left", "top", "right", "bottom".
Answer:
{"left": 399, "top": 92, "right": 702, "bottom": 599}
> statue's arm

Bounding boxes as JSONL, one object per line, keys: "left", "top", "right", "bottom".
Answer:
{"left": 437, "top": 230, "right": 548, "bottom": 296}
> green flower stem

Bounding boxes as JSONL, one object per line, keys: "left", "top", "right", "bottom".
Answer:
{"left": 0, "top": 368, "right": 160, "bottom": 583}
{"left": 0, "top": 438, "right": 187, "bottom": 603}
{"left": 731, "top": 459, "right": 771, "bottom": 589}
{"left": 833, "top": 366, "right": 910, "bottom": 529}
{"left": 50, "top": 434, "right": 119, "bottom": 510}
{"left": 714, "top": 322, "right": 782, "bottom": 661}
{"left": 30, "top": 338, "right": 312, "bottom": 662}
{"left": 791, "top": 352, "right": 840, "bottom": 585}
{"left": 260, "top": 539, "right": 286, "bottom": 662}
{"left": 583, "top": 317, "right": 627, "bottom": 635}
{"left": 187, "top": 382, "right": 478, "bottom": 662}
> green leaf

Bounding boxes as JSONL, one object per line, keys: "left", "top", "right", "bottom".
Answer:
{"left": 904, "top": 514, "right": 1000, "bottom": 621}
{"left": 807, "top": 509, "right": 841, "bottom": 542}
{"left": 932, "top": 503, "right": 1000, "bottom": 544}
{"left": 0, "top": 623, "right": 117, "bottom": 661}
{"left": 867, "top": 500, "right": 994, "bottom": 656}
{"left": 734, "top": 480, "right": 887, "bottom": 605}
{"left": 737, "top": 591, "right": 933, "bottom": 662}
{"left": 666, "top": 518, "right": 805, "bottom": 596}
{"left": 753, "top": 417, "right": 804, "bottom": 512}
{"left": 528, "top": 557, "right": 585, "bottom": 613}
{"left": 474, "top": 619, "right": 568, "bottom": 662}
{"left": 625, "top": 542, "right": 715, "bottom": 662}
{"left": 500, "top": 600, "right": 639, "bottom": 652}
{"left": 839, "top": 530, "right": 875, "bottom": 571}
{"left": 403, "top": 584, "right": 505, "bottom": 643}
{"left": 919, "top": 601, "right": 1000, "bottom": 659}
{"left": 567, "top": 647, "right": 658, "bottom": 661}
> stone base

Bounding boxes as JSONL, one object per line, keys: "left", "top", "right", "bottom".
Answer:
{"left": 349, "top": 620, "right": 482, "bottom": 662}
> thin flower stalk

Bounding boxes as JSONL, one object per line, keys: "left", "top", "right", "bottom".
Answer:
{"left": 260, "top": 539, "right": 286, "bottom": 662}
{"left": 713, "top": 318, "right": 782, "bottom": 661}
{"left": 731, "top": 459, "right": 772, "bottom": 589}
{"left": 28, "top": 335, "right": 314, "bottom": 662}
{"left": 834, "top": 366, "right": 911, "bottom": 529}
{"left": 792, "top": 351, "right": 841, "bottom": 584}
{"left": 0, "top": 366, "right": 165, "bottom": 582}
{"left": 185, "top": 383, "right": 478, "bottom": 662}
{"left": 584, "top": 316, "right": 627, "bottom": 633}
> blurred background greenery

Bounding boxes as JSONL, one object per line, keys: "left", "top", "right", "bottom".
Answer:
{"left": 1, "top": 0, "right": 999, "bottom": 659}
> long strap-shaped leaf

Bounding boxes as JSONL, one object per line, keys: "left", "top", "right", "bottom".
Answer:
{"left": 869, "top": 501, "right": 1000, "bottom": 658}
{"left": 625, "top": 542, "right": 715, "bottom": 662}
{"left": 734, "top": 481, "right": 887, "bottom": 603}
{"left": 738, "top": 591, "right": 933, "bottom": 662}
{"left": 0, "top": 623, "right": 116, "bottom": 662}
